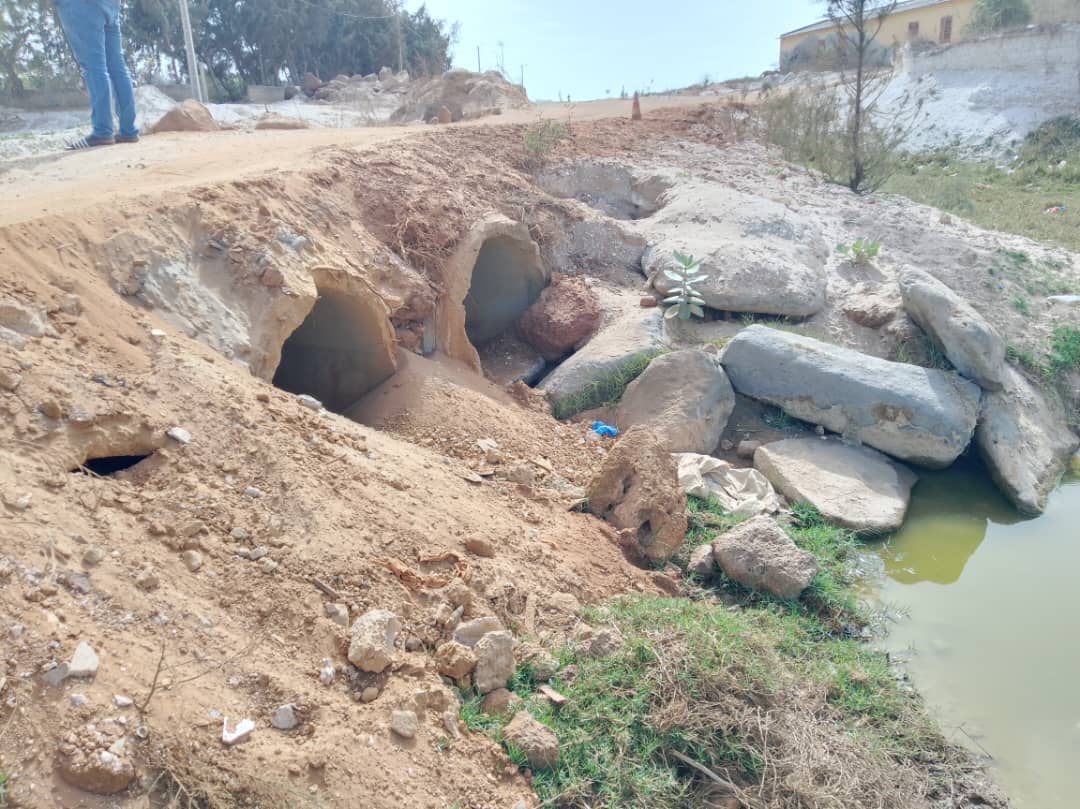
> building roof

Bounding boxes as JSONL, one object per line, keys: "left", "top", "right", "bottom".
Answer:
{"left": 780, "top": 0, "right": 956, "bottom": 38}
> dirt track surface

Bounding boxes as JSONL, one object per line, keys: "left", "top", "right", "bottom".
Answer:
{"left": 0, "top": 96, "right": 709, "bottom": 227}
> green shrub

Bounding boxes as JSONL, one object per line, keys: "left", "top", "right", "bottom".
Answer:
{"left": 969, "top": 0, "right": 1033, "bottom": 32}
{"left": 523, "top": 118, "right": 570, "bottom": 165}
{"left": 836, "top": 238, "right": 881, "bottom": 264}
{"left": 661, "top": 252, "right": 708, "bottom": 321}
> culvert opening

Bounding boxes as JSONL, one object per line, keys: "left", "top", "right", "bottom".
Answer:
{"left": 273, "top": 288, "right": 397, "bottom": 414}
{"left": 465, "top": 236, "right": 548, "bottom": 347}
{"left": 73, "top": 454, "right": 153, "bottom": 476}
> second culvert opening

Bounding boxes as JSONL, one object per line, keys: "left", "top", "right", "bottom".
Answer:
{"left": 464, "top": 235, "right": 548, "bottom": 347}
{"left": 272, "top": 287, "right": 397, "bottom": 414}
{"left": 463, "top": 235, "right": 549, "bottom": 386}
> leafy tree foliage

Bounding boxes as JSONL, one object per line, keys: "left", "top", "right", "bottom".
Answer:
{"left": 1, "top": 0, "right": 455, "bottom": 99}
{"left": 969, "top": 0, "right": 1033, "bottom": 32}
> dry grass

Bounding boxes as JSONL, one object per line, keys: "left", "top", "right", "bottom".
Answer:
{"left": 146, "top": 741, "right": 324, "bottom": 809}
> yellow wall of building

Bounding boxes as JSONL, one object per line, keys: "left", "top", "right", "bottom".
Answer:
{"left": 781, "top": 0, "right": 978, "bottom": 55}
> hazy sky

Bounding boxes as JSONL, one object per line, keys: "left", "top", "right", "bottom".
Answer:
{"left": 409, "top": 0, "right": 826, "bottom": 101}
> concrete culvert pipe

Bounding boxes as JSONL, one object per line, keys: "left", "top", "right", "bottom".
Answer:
{"left": 438, "top": 215, "right": 549, "bottom": 373}
{"left": 272, "top": 286, "right": 397, "bottom": 413}
{"left": 464, "top": 235, "right": 548, "bottom": 347}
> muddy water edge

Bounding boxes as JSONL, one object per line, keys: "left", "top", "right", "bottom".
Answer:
{"left": 869, "top": 458, "right": 1080, "bottom": 807}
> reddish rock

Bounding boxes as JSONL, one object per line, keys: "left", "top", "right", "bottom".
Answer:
{"left": 586, "top": 426, "right": 687, "bottom": 562}
{"left": 517, "top": 275, "right": 601, "bottom": 361}
{"left": 148, "top": 100, "right": 218, "bottom": 134}
{"left": 437, "top": 106, "right": 453, "bottom": 124}
{"left": 639, "top": 296, "right": 658, "bottom": 308}
{"left": 631, "top": 92, "right": 642, "bottom": 121}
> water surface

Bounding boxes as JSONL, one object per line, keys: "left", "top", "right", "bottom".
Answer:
{"left": 872, "top": 462, "right": 1080, "bottom": 808}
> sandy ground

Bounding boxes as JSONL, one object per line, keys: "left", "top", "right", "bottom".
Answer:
{"left": 0, "top": 95, "right": 709, "bottom": 228}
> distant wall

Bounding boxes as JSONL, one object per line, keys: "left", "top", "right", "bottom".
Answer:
{"left": 898, "top": 22, "right": 1080, "bottom": 77}
{"left": 1032, "top": 0, "right": 1078, "bottom": 24}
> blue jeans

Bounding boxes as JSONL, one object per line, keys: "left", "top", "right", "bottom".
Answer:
{"left": 55, "top": 0, "right": 138, "bottom": 140}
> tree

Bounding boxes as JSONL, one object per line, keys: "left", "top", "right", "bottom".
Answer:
{"left": 969, "top": 0, "right": 1033, "bottom": 32}
{"left": 0, "top": 0, "right": 72, "bottom": 98}
{"left": 824, "top": 0, "right": 898, "bottom": 193}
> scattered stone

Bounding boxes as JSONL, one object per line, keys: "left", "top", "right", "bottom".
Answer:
{"left": 244, "top": 486, "right": 265, "bottom": 499}
{"left": 57, "top": 738, "right": 136, "bottom": 795}
{"left": 899, "top": 267, "right": 1006, "bottom": 390}
{"left": 586, "top": 427, "right": 687, "bottom": 562}
{"left": 712, "top": 516, "right": 819, "bottom": 600}
{"left": 464, "top": 536, "right": 496, "bottom": 558}
{"left": 390, "top": 709, "right": 419, "bottom": 739}
{"left": 134, "top": 568, "right": 160, "bottom": 592}
{"left": 230, "top": 527, "right": 249, "bottom": 541}
{"left": 347, "top": 609, "right": 401, "bottom": 673}
{"left": 474, "top": 630, "right": 515, "bottom": 694}
{"left": 639, "top": 295, "right": 658, "bottom": 308}
{"left": 222, "top": 717, "right": 255, "bottom": 746}
{"left": 260, "top": 558, "right": 279, "bottom": 575}
{"left": 754, "top": 438, "right": 918, "bottom": 534}
{"left": 0, "top": 325, "right": 25, "bottom": 349}
{"left": 0, "top": 368, "right": 21, "bottom": 391}
{"left": 70, "top": 693, "right": 89, "bottom": 707}
{"left": 0, "top": 299, "right": 49, "bottom": 336}
{"left": 736, "top": 440, "right": 761, "bottom": 459}
{"left": 687, "top": 543, "right": 715, "bottom": 577}
{"left": 38, "top": 399, "right": 62, "bottom": 419}
{"left": 325, "top": 603, "right": 349, "bottom": 626}
{"left": 436, "top": 106, "right": 453, "bottom": 124}
{"left": 443, "top": 710, "right": 462, "bottom": 739}
{"left": 537, "top": 684, "right": 568, "bottom": 706}
{"left": 68, "top": 641, "right": 100, "bottom": 678}
{"left": 841, "top": 282, "right": 901, "bottom": 329}
{"left": 296, "top": 394, "right": 322, "bottom": 411}
{"left": 721, "top": 325, "right": 981, "bottom": 468}
{"left": 61, "top": 571, "right": 92, "bottom": 595}
{"left": 360, "top": 686, "right": 380, "bottom": 702}
{"left": 434, "top": 641, "right": 477, "bottom": 680}
{"left": 525, "top": 650, "right": 559, "bottom": 682}
{"left": 453, "top": 616, "right": 503, "bottom": 647}
{"left": 574, "top": 627, "right": 623, "bottom": 659}
{"left": 319, "top": 660, "right": 336, "bottom": 686}
{"left": 166, "top": 427, "right": 192, "bottom": 445}
{"left": 271, "top": 704, "right": 300, "bottom": 730}
{"left": 249, "top": 546, "right": 269, "bottom": 561}
{"left": 44, "top": 663, "right": 70, "bottom": 687}
{"left": 502, "top": 711, "right": 560, "bottom": 769}
{"left": 976, "top": 367, "right": 1080, "bottom": 515}
{"left": 616, "top": 349, "right": 735, "bottom": 454}
{"left": 114, "top": 695, "right": 134, "bottom": 709}
{"left": 517, "top": 275, "right": 601, "bottom": 361}
{"left": 481, "top": 687, "right": 523, "bottom": 717}
{"left": 180, "top": 550, "right": 204, "bottom": 572}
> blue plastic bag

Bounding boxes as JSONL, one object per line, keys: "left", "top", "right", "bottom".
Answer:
{"left": 590, "top": 421, "right": 619, "bottom": 438}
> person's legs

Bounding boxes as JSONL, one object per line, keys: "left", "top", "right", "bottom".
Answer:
{"left": 101, "top": 0, "right": 138, "bottom": 140}
{"left": 54, "top": 0, "right": 114, "bottom": 141}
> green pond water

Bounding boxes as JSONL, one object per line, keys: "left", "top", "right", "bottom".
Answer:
{"left": 871, "top": 461, "right": 1080, "bottom": 808}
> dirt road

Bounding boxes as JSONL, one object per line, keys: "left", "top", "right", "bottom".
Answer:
{"left": 0, "top": 94, "right": 713, "bottom": 227}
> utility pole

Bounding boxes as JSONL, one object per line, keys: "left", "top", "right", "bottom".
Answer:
{"left": 178, "top": 0, "right": 203, "bottom": 102}
{"left": 395, "top": 4, "right": 404, "bottom": 73}
{"left": 476, "top": 46, "right": 481, "bottom": 73}
{"left": 520, "top": 65, "right": 524, "bottom": 89}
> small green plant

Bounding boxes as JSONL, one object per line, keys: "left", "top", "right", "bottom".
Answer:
{"left": 1011, "top": 295, "right": 1031, "bottom": 315}
{"left": 0, "top": 769, "right": 7, "bottom": 806}
{"left": 661, "top": 251, "right": 708, "bottom": 321}
{"left": 762, "top": 406, "right": 796, "bottom": 431}
{"left": 1049, "top": 325, "right": 1080, "bottom": 376}
{"left": 836, "top": 238, "right": 881, "bottom": 264}
{"left": 523, "top": 118, "right": 569, "bottom": 165}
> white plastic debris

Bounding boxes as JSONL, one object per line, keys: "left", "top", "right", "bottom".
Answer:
{"left": 222, "top": 717, "right": 255, "bottom": 746}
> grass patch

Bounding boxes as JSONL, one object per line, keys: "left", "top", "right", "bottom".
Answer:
{"left": 883, "top": 152, "right": 1080, "bottom": 253}
{"left": 552, "top": 350, "right": 666, "bottom": 420}
{"left": 463, "top": 501, "right": 964, "bottom": 808}
{"left": 0, "top": 769, "right": 7, "bottom": 806}
{"left": 1049, "top": 325, "right": 1080, "bottom": 376}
